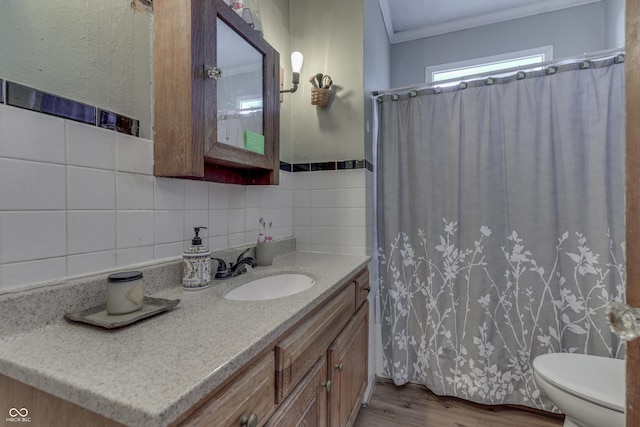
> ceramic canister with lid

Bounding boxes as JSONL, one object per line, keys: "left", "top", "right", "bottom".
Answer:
{"left": 106, "top": 271, "right": 144, "bottom": 315}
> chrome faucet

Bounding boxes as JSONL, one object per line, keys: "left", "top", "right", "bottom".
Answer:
{"left": 212, "top": 248, "right": 258, "bottom": 279}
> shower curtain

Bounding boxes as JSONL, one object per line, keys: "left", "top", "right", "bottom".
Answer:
{"left": 375, "top": 56, "right": 626, "bottom": 411}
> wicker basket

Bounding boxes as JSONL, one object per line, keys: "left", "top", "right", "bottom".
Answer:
{"left": 311, "top": 87, "right": 331, "bottom": 107}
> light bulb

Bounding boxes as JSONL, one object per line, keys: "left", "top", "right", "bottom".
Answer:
{"left": 291, "top": 52, "right": 304, "bottom": 73}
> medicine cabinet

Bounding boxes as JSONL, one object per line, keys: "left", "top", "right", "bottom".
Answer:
{"left": 153, "top": 0, "right": 280, "bottom": 184}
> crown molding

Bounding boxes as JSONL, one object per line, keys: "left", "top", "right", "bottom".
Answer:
{"left": 379, "top": 0, "right": 602, "bottom": 44}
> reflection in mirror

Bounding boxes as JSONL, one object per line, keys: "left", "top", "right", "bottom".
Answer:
{"left": 215, "top": 17, "right": 264, "bottom": 153}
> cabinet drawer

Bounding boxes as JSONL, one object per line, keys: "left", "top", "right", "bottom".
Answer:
{"left": 275, "top": 284, "right": 355, "bottom": 403}
{"left": 353, "top": 268, "right": 370, "bottom": 310}
{"left": 181, "top": 351, "right": 276, "bottom": 427}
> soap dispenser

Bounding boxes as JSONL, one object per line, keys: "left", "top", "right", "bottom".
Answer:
{"left": 183, "top": 227, "right": 211, "bottom": 290}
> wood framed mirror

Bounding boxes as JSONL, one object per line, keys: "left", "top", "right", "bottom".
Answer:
{"left": 153, "top": 0, "right": 280, "bottom": 185}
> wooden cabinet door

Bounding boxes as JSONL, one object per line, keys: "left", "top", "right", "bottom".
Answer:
{"left": 180, "top": 351, "right": 276, "bottom": 427}
{"left": 328, "top": 302, "right": 369, "bottom": 427}
{"left": 265, "top": 357, "right": 328, "bottom": 427}
{"left": 153, "top": 0, "right": 280, "bottom": 185}
{"left": 327, "top": 301, "right": 368, "bottom": 427}
{"left": 275, "top": 284, "right": 355, "bottom": 403}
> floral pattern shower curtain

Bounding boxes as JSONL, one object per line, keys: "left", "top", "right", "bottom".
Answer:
{"left": 375, "top": 57, "right": 626, "bottom": 411}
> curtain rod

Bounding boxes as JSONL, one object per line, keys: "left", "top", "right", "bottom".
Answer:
{"left": 372, "top": 47, "right": 625, "bottom": 96}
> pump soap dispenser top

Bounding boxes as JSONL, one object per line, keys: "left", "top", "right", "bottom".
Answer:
{"left": 183, "top": 227, "right": 211, "bottom": 290}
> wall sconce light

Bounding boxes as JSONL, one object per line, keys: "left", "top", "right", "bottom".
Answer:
{"left": 280, "top": 51, "right": 304, "bottom": 94}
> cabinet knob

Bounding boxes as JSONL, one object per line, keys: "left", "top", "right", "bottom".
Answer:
{"left": 335, "top": 363, "right": 343, "bottom": 372}
{"left": 322, "top": 380, "right": 332, "bottom": 392}
{"left": 240, "top": 414, "right": 258, "bottom": 427}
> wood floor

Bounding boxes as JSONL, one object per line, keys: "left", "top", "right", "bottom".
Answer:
{"left": 353, "top": 378, "right": 565, "bottom": 427}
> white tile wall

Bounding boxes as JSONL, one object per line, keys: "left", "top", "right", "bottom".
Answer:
{"left": 0, "top": 158, "right": 66, "bottom": 210}
{"left": 154, "top": 210, "right": 185, "bottom": 245}
{"left": 116, "top": 211, "right": 155, "bottom": 249}
{"left": 0, "top": 211, "right": 67, "bottom": 263}
{"left": 67, "top": 211, "right": 116, "bottom": 254}
{"left": 67, "top": 251, "right": 116, "bottom": 277}
{"left": 0, "top": 105, "right": 66, "bottom": 164}
{"left": 0, "top": 104, "right": 371, "bottom": 292}
{"left": 66, "top": 121, "right": 116, "bottom": 170}
{"left": 366, "top": 168, "right": 374, "bottom": 256}
{"left": 116, "top": 173, "right": 154, "bottom": 210}
{"left": 293, "top": 170, "right": 368, "bottom": 255}
{"left": 67, "top": 166, "right": 116, "bottom": 210}
{"left": 116, "top": 133, "right": 153, "bottom": 175}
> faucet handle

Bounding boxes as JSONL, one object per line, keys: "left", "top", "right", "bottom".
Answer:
{"left": 211, "top": 257, "right": 227, "bottom": 272}
{"left": 236, "top": 248, "right": 253, "bottom": 263}
{"left": 212, "top": 258, "right": 233, "bottom": 279}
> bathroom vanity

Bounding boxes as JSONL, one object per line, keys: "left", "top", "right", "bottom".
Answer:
{"left": 0, "top": 251, "right": 370, "bottom": 427}
{"left": 180, "top": 267, "right": 369, "bottom": 426}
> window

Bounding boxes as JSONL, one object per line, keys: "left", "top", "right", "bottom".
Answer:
{"left": 237, "top": 97, "right": 263, "bottom": 114}
{"left": 425, "top": 46, "right": 553, "bottom": 86}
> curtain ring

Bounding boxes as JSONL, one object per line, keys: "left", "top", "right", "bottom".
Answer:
{"left": 408, "top": 90, "right": 417, "bottom": 98}
{"left": 545, "top": 66, "right": 557, "bottom": 75}
{"left": 376, "top": 96, "right": 383, "bottom": 104}
{"left": 459, "top": 82, "right": 468, "bottom": 90}
{"left": 516, "top": 71, "right": 526, "bottom": 80}
{"left": 614, "top": 54, "right": 625, "bottom": 64}
{"left": 580, "top": 60, "right": 591, "bottom": 69}
{"left": 391, "top": 94, "right": 400, "bottom": 101}
{"left": 485, "top": 78, "right": 495, "bottom": 85}
{"left": 433, "top": 87, "right": 442, "bottom": 94}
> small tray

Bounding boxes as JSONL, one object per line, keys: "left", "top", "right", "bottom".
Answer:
{"left": 64, "top": 297, "right": 180, "bottom": 329}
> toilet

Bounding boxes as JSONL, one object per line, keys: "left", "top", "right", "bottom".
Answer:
{"left": 533, "top": 353, "right": 625, "bottom": 427}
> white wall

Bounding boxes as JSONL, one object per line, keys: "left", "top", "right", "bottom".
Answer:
{"left": 289, "top": 0, "right": 365, "bottom": 163}
{"left": 364, "top": 0, "right": 391, "bottom": 162}
{"left": 0, "top": 1, "right": 153, "bottom": 138}
{"left": 605, "top": 0, "right": 625, "bottom": 49}
{"left": 260, "top": 0, "right": 295, "bottom": 163}
{"left": 390, "top": 2, "right": 606, "bottom": 88}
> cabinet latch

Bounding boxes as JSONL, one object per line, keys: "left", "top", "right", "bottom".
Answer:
{"left": 205, "top": 66, "right": 222, "bottom": 80}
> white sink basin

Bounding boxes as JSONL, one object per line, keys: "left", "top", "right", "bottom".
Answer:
{"left": 224, "top": 274, "right": 315, "bottom": 301}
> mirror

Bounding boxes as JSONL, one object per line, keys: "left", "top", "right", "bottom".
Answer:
{"left": 215, "top": 17, "right": 264, "bottom": 152}
{"left": 153, "top": 0, "right": 280, "bottom": 184}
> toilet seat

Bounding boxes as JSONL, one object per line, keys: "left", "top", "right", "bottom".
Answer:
{"left": 533, "top": 353, "right": 625, "bottom": 413}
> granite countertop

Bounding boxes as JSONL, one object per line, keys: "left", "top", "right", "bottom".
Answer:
{"left": 0, "top": 251, "right": 370, "bottom": 427}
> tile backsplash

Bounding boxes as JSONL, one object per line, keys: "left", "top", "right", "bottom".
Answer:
{"left": 4, "top": 80, "right": 140, "bottom": 136}
{"left": 0, "top": 104, "right": 370, "bottom": 293}
{"left": 293, "top": 169, "right": 370, "bottom": 254}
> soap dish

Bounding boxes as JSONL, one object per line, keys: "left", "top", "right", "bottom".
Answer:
{"left": 64, "top": 297, "right": 180, "bottom": 329}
